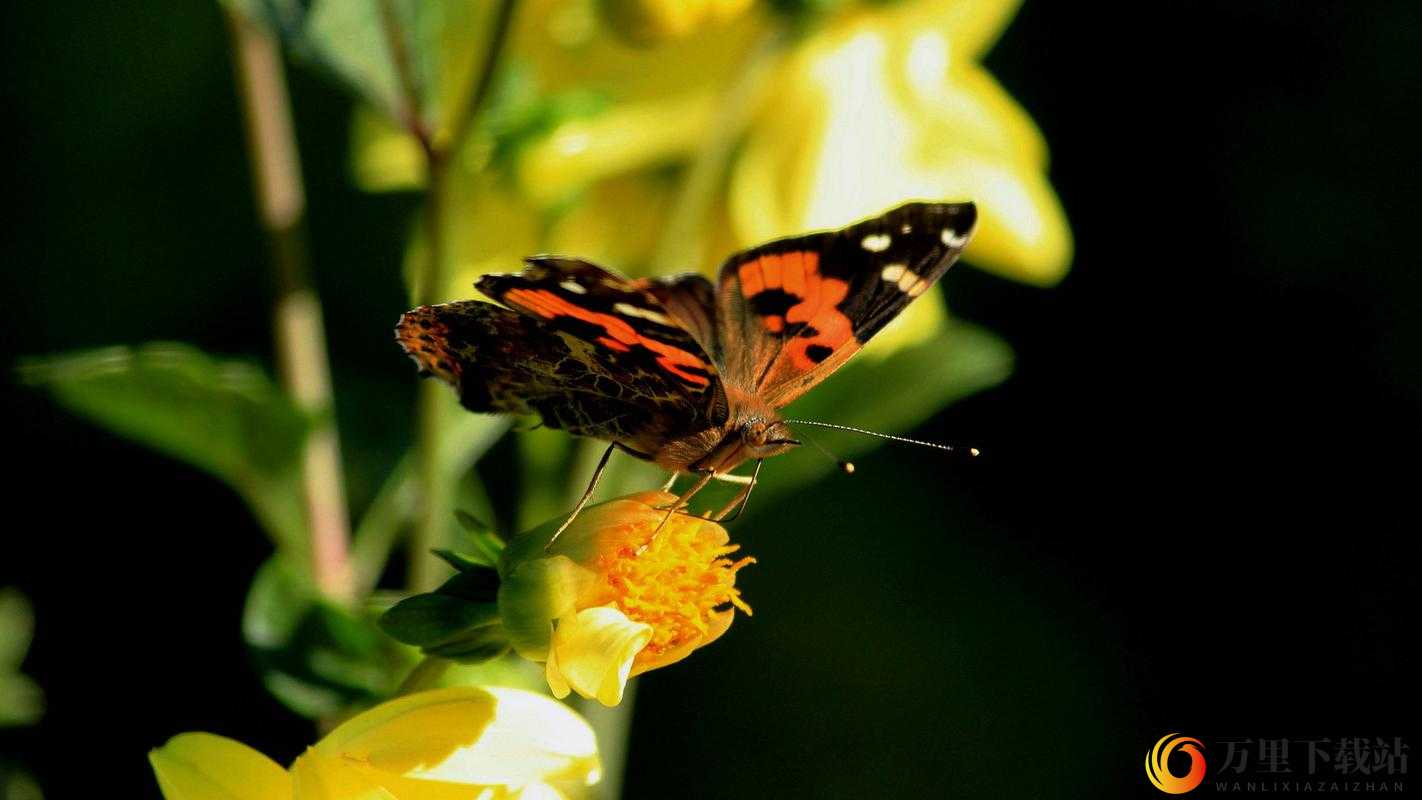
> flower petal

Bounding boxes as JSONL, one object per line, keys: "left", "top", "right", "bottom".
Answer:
{"left": 897, "top": 0, "right": 1026, "bottom": 61}
{"left": 945, "top": 156, "right": 1072, "bottom": 285}
{"left": 501, "top": 492, "right": 676, "bottom": 569}
{"left": 315, "top": 686, "right": 600, "bottom": 789}
{"left": 314, "top": 687, "right": 495, "bottom": 775}
{"left": 149, "top": 733, "right": 290, "bottom": 800}
{"left": 544, "top": 644, "right": 572, "bottom": 700}
{"left": 730, "top": 4, "right": 1071, "bottom": 287}
{"left": 629, "top": 607, "right": 733, "bottom": 676}
{"left": 294, "top": 750, "right": 493, "bottom": 800}
{"left": 290, "top": 751, "right": 396, "bottom": 800}
{"left": 547, "top": 606, "right": 653, "bottom": 707}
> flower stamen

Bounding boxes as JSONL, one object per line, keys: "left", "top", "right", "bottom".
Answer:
{"left": 589, "top": 511, "right": 754, "bottom": 670}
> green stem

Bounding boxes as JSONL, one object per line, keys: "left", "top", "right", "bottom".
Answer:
{"left": 225, "top": 7, "right": 354, "bottom": 604}
{"left": 377, "top": 0, "right": 430, "bottom": 148}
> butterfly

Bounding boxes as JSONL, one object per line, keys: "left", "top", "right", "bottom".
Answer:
{"left": 397, "top": 201, "right": 976, "bottom": 522}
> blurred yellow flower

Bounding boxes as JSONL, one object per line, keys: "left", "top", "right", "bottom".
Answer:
{"left": 498, "top": 491, "right": 753, "bottom": 706}
{"left": 733, "top": 0, "right": 1072, "bottom": 285}
{"left": 149, "top": 686, "right": 600, "bottom": 800}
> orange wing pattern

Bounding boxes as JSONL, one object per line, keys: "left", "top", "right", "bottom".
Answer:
{"left": 500, "top": 287, "right": 711, "bottom": 387}
{"left": 716, "top": 202, "right": 977, "bottom": 407}
{"left": 735, "top": 250, "right": 853, "bottom": 371}
{"left": 479, "top": 257, "right": 721, "bottom": 400}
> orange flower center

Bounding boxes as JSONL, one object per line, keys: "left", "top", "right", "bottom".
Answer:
{"left": 589, "top": 510, "right": 754, "bottom": 668}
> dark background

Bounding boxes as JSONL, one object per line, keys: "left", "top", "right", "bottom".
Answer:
{"left": 2, "top": 1, "right": 1417, "bottom": 797}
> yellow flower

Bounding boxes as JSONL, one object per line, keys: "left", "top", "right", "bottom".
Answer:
{"left": 498, "top": 491, "right": 754, "bottom": 706}
{"left": 149, "top": 686, "right": 601, "bottom": 800}
{"left": 732, "top": 0, "right": 1072, "bottom": 285}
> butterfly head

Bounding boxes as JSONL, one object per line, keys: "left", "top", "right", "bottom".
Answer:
{"left": 738, "top": 418, "right": 800, "bottom": 460}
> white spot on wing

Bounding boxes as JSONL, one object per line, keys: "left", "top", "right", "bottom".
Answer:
{"left": 880, "top": 263, "right": 906, "bottom": 283}
{"left": 940, "top": 228, "right": 969, "bottom": 248}
{"left": 559, "top": 280, "right": 587, "bottom": 294}
{"left": 897, "top": 270, "right": 921, "bottom": 292}
{"left": 900, "top": 224, "right": 913, "bottom": 234}
{"left": 861, "top": 233, "right": 892, "bottom": 252}
{"left": 613, "top": 302, "right": 672, "bottom": 326}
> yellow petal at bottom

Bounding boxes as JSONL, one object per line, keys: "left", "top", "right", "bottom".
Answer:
{"left": 545, "top": 606, "right": 653, "bottom": 707}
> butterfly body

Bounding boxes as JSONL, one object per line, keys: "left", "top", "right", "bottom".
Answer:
{"left": 650, "top": 391, "right": 797, "bottom": 475}
{"left": 398, "top": 201, "right": 977, "bottom": 478}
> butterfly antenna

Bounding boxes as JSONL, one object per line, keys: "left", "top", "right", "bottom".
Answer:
{"left": 785, "top": 420, "right": 980, "bottom": 459}
{"left": 798, "top": 429, "right": 857, "bottom": 475}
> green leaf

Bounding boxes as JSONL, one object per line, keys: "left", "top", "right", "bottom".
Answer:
{"left": 379, "top": 569, "right": 511, "bottom": 663}
{"left": 434, "top": 568, "right": 502, "bottom": 604}
{"left": 19, "top": 344, "right": 311, "bottom": 554}
{"left": 379, "top": 593, "right": 498, "bottom": 649}
{"left": 0, "top": 589, "right": 42, "bottom": 727}
{"left": 422, "top": 625, "right": 510, "bottom": 663}
{"left": 243, "top": 557, "right": 414, "bottom": 719}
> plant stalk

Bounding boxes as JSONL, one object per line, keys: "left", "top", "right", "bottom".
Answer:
{"left": 225, "top": 8, "right": 354, "bottom": 603}
{"left": 409, "top": 156, "right": 450, "bottom": 592}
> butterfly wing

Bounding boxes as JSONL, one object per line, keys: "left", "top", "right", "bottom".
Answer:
{"left": 476, "top": 257, "right": 724, "bottom": 406}
{"left": 397, "top": 298, "right": 719, "bottom": 459}
{"left": 714, "top": 201, "right": 977, "bottom": 408}
{"left": 640, "top": 272, "right": 721, "bottom": 364}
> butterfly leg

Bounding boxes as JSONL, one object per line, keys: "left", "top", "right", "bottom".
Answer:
{"left": 714, "top": 459, "right": 763, "bottom": 522}
{"left": 546, "top": 442, "right": 616, "bottom": 549}
{"left": 709, "top": 472, "right": 754, "bottom": 485}
{"left": 660, "top": 468, "right": 744, "bottom": 492}
{"left": 650, "top": 469, "right": 716, "bottom": 538}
